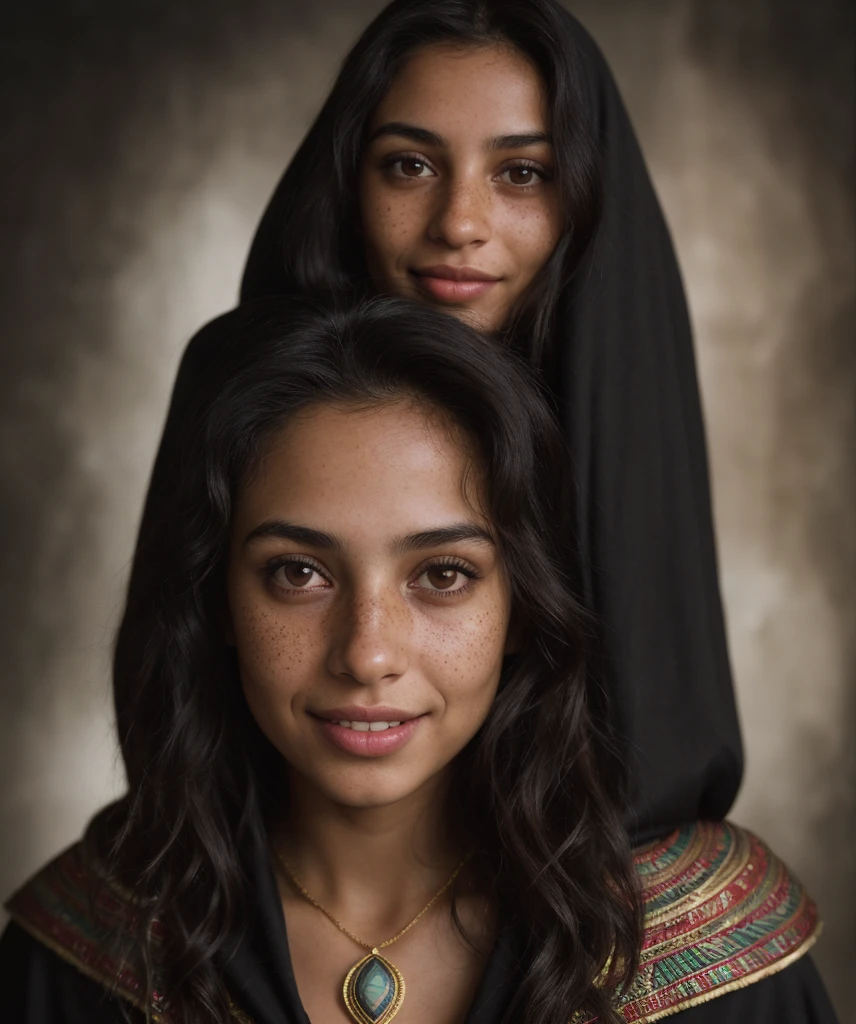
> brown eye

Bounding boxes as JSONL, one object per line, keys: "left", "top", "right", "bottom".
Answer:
{"left": 284, "top": 564, "right": 315, "bottom": 587}
{"left": 506, "top": 166, "right": 537, "bottom": 186}
{"left": 400, "top": 158, "right": 428, "bottom": 177}
{"left": 270, "top": 561, "right": 329, "bottom": 591}
{"left": 426, "top": 566, "right": 459, "bottom": 590}
{"left": 412, "top": 563, "right": 477, "bottom": 595}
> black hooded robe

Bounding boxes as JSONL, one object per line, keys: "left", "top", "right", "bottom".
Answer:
{"left": 0, "top": 7, "right": 839, "bottom": 1023}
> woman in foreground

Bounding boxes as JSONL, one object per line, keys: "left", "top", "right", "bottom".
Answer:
{"left": 1, "top": 299, "right": 829, "bottom": 1022}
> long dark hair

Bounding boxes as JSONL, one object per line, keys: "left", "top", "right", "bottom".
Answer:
{"left": 241, "top": 0, "right": 601, "bottom": 365}
{"left": 102, "top": 297, "right": 639, "bottom": 1022}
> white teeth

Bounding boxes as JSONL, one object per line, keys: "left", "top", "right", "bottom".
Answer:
{"left": 334, "top": 720, "right": 403, "bottom": 731}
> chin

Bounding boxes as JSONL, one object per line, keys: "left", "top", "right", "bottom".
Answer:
{"left": 313, "top": 761, "right": 446, "bottom": 811}
{"left": 324, "top": 778, "right": 426, "bottom": 810}
{"left": 389, "top": 276, "right": 500, "bottom": 333}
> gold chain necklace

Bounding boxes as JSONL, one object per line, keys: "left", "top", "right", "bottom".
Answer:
{"left": 276, "top": 850, "right": 468, "bottom": 1024}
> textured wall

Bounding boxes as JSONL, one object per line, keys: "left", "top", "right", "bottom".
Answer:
{"left": 1, "top": 1, "right": 853, "bottom": 1015}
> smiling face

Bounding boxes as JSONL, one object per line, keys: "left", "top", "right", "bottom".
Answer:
{"left": 227, "top": 399, "right": 512, "bottom": 811}
{"left": 360, "top": 42, "right": 563, "bottom": 332}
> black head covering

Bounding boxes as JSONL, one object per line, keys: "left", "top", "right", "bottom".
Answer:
{"left": 236, "top": 5, "right": 742, "bottom": 843}
{"left": 554, "top": 21, "right": 743, "bottom": 841}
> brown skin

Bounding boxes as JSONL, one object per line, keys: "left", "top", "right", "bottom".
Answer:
{"left": 361, "top": 42, "right": 563, "bottom": 332}
{"left": 228, "top": 400, "right": 510, "bottom": 1023}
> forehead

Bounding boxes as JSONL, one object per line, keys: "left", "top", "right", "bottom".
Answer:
{"left": 236, "top": 400, "right": 486, "bottom": 535}
{"left": 370, "top": 42, "right": 549, "bottom": 138}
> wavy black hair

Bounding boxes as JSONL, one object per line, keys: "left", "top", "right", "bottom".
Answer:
{"left": 100, "top": 296, "right": 639, "bottom": 1023}
{"left": 242, "top": 0, "right": 601, "bottom": 365}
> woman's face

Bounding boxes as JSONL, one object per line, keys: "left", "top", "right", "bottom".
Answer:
{"left": 360, "top": 43, "right": 562, "bottom": 332}
{"left": 228, "top": 400, "right": 512, "bottom": 810}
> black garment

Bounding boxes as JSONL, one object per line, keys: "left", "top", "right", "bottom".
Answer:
{"left": 0, "top": 921, "right": 839, "bottom": 1024}
{"left": 0, "top": 922, "right": 137, "bottom": 1024}
{"left": 0, "top": 832, "right": 839, "bottom": 1024}
{"left": 238, "top": 8, "right": 741, "bottom": 843}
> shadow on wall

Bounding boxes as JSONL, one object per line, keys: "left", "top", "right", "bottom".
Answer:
{"left": 0, "top": 0, "right": 853, "bottom": 1015}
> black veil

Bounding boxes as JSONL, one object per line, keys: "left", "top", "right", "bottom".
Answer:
{"left": 557, "top": 21, "right": 743, "bottom": 840}
{"left": 238, "top": 10, "right": 743, "bottom": 842}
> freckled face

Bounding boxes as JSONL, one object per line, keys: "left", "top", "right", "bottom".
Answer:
{"left": 360, "top": 43, "right": 563, "bottom": 332}
{"left": 227, "top": 401, "right": 511, "bottom": 809}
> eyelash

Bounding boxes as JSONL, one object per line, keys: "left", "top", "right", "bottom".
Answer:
{"left": 380, "top": 152, "right": 552, "bottom": 189}
{"left": 410, "top": 557, "right": 483, "bottom": 599}
{"left": 261, "top": 555, "right": 482, "bottom": 597}
{"left": 499, "top": 159, "right": 553, "bottom": 187}
{"left": 262, "top": 555, "right": 331, "bottom": 592}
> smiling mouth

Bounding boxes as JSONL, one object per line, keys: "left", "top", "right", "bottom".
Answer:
{"left": 328, "top": 719, "right": 402, "bottom": 731}
{"left": 312, "top": 705, "right": 422, "bottom": 723}
{"left": 311, "top": 712, "right": 427, "bottom": 758}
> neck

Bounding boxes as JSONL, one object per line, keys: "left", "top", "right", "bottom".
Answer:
{"left": 271, "top": 768, "right": 467, "bottom": 933}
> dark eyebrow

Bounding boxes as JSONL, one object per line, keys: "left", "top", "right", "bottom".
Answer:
{"left": 244, "top": 519, "right": 493, "bottom": 554}
{"left": 368, "top": 121, "right": 447, "bottom": 147}
{"left": 393, "top": 524, "right": 494, "bottom": 555}
{"left": 488, "top": 131, "right": 552, "bottom": 150}
{"left": 368, "top": 122, "right": 551, "bottom": 153}
{"left": 243, "top": 520, "right": 343, "bottom": 550}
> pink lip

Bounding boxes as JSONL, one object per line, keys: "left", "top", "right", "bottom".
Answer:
{"left": 411, "top": 265, "right": 501, "bottom": 304}
{"left": 313, "top": 705, "right": 419, "bottom": 723}
{"left": 415, "top": 265, "right": 501, "bottom": 282}
{"left": 315, "top": 716, "right": 424, "bottom": 758}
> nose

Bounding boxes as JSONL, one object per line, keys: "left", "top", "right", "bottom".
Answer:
{"left": 327, "top": 584, "right": 409, "bottom": 686}
{"left": 427, "top": 174, "right": 491, "bottom": 249}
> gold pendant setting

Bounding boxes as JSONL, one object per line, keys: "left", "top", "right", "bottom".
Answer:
{"left": 342, "top": 948, "right": 405, "bottom": 1024}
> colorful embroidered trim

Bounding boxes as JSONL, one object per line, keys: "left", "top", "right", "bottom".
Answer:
{"left": 613, "top": 819, "right": 820, "bottom": 1022}
{"left": 4, "top": 842, "right": 177, "bottom": 1021}
{"left": 5, "top": 820, "right": 820, "bottom": 1023}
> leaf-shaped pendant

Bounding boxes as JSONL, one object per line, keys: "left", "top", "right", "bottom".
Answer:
{"left": 342, "top": 949, "right": 405, "bottom": 1024}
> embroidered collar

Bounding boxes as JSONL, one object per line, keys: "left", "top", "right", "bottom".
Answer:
{"left": 6, "top": 820, "right": 819, "bottom": 1023}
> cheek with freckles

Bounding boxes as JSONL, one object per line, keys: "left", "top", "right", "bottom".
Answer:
{"left": 495, "top": 206, "right": 562, "bottom": 292}
{"left": 360, "top": 190, "right": 561, "bottom": 333}
{"left": 418, "top": 608, "right": 507, "bottom": 717}
{"left": 225, "top": 400, "right": 514, "bottom": 808}
{"left": 361, "top": 193, "right": 424, "bottom": 288}
{"left": 229, "top": 590, "right": 509, "bottom": 806}
{"left": 230, "top": 593, "right": 328, "bottom": 747}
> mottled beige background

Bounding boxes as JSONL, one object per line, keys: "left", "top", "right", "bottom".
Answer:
{"left": 1, "top": 0, "right": 853, "bottom": 1017}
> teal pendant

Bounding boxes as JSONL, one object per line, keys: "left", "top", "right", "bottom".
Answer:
{"left": 342, "top": 949, "right": 405, "bottom": 1024}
